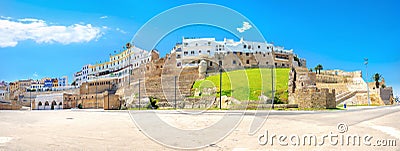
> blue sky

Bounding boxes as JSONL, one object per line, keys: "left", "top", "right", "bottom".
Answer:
{"left": 0, "top": 0, "right": 399, "bottom": 96}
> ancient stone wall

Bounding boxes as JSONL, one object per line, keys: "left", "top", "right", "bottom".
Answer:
{"left": 288, "top": 67, "right": 336, "bottom": 109}
{"left": 291, "top": 87, "right": 336, "bottom": 109}
{"left": 0, "top": 101, "right": 21, "bottom": 110}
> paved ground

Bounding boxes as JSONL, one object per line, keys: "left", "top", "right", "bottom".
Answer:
{"left": 0, "top": 105, "right": 399, "bottom": 150}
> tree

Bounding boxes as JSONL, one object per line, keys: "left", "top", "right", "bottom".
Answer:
{"left": 373, "top": 73, "right": 382, "bottom": 88}
{"left": 316, "top": 64, "right": 323, "bottom": 74}
{"left": 314, "top": 67, "right": 318, "bottom": 74}
{"left": 309, "top": 68, "right": 313, "bottom": 72}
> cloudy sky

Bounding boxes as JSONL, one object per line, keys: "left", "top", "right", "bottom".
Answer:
{"left": 0, "top": 0, "right": 399, "bottom": 96}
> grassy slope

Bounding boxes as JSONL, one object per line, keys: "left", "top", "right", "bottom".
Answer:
{"left": 193, "top": 68, "right": 290, "bottom": 101}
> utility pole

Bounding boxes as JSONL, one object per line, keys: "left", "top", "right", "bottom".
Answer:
{"left": 108, "top": 81, "right": 110, "bottom": 110}
{"left": 219, "top": 60, "right": 222, "bottom": 110}
{"left": 271, "top": 66, "right": 275, "bottom": 109}
{"left": 139, "top": 79, "right": 141, "bottom": 110}
{"left": 364, "top": 58, "right": 370, "bottom": 106}
{"left": 129, "top": 56, "right": 131, "bottom": 87}
{"left": 174, "top": 76, "right": 177, "bottom": 110}
{"left": 29, "top": 88, "right": 32, "bottom": 110}
{"left": 96, "top": 75, "right": 98, "bottom": 109}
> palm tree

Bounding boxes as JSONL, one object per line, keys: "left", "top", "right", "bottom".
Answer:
{"left": 373, "top": 73, "right": 382, "bottom": 88}
{"left": 316, "top": 64, "right": 323, "bottom": 74}
{"left": 314, "top": 67, "right": 318, "bottom": 74}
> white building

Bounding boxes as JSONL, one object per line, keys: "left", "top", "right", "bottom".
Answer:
{"left": 173, "top": 37, "right": 296, "bottom": 68}
{"left": 73, "top": 44, "right": 154, "bottom": 86}
{"left": 58, "top": 76, "right": 68, "bottom": 87}
{"left": 0, "top": 90, "right": 6, "bottom": 101}
{"left": 34, "top": 93, "right": 63, "bottom": 110}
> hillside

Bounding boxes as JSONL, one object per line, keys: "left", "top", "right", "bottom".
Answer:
{"left": 192, "top": 68, "right": 290, "bottom": 101}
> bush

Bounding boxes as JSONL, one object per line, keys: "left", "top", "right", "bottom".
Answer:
{"left": 147, "top": 97, "right": 159, "bottom": 109}
{"left": 78, "top": 103, "right": 83, "bottom": 109}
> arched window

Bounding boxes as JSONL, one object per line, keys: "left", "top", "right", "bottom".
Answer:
{"left": 38, "top": 102, "right": 42, "bottom": 106}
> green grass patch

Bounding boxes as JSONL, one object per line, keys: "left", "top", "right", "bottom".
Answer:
{"left": 193, "top": 68, "right": 290, "bottom": 101}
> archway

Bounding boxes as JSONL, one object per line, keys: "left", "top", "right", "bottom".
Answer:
{"left": 44, "top": 101, "right": 49, "bottom": 110}
{"left": 58, "top": 102, "right": 63, "bottom": 109}
{"left": 38, "top": 101, "right": 42, "bottom": 110}
{"left": 51, "top": 101, "right": 56, "bottom": 110}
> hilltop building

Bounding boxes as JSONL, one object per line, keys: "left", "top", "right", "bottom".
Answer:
{"left": 172, "top": 37, "right": 306, "bottom": 69}
{"left": 73, "top": 45, "right": 156, "bottom": 86}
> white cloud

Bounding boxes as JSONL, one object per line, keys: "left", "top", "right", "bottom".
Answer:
{"left": 0, "top": 17, "right": 103, "bottom": 48}
{"left": 116, "top": 27, "right": 127, "bottom": 34}
{"left": 33, "top": 72, "right": 39, "bottom": 78}
{"left": 0, "top": 16, "right": 12, "bottom": 20}
{"left": 100, "top": 16, "right": 108, "bottom": 19}
{"left": 236, "top": 21, "right": 252, "bottom": 33}
{"left": 17, "top": 18, "right": 41, "bottom": 22}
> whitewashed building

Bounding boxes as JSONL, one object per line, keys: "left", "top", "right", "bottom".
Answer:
{"left": 173, "top": 37, "right": 304, "bottom": 68}
{"left": 33, "top": 93, "right": 63, "bottom": 110}
{"left": 73, "top": 45, "right": 154, "bottom": 86}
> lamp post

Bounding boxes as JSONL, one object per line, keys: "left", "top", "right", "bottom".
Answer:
{"left": 138, "top": 79, "right": 141, "bottom": 110}
{"left": 271, "top": 66, "right": 275, "bottom": 109}
{"left": 364, "top": 58, "right": 370, "bottom": 106}
{"left": 96, "top": 74, "right": 98, "bottom": 109}
{"left": 29, "top": 88, "right": 32, "bottom": 110}
{"left": 174, "top": 76, "right": 177, "bottom": 110}
{"left": 217, "top": 52, "right": 225, "bottom": 109}
{"left": 129, "top": 56, "right": 131, "bottom": 87}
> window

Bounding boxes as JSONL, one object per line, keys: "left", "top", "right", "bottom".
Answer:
{"left": 246, "top": 60, "right": 250, "bottom": 64}
{"left": 208, "top": 42, "right": 211, "bottom": 46}
{"left": 184, "top": 51, "right": 188, "bottom": 55}
{"left": 191, "top": 51, "right": 194, "bottom": 55}
{"left": 266, "top": 62, "right": 269, "bottom": 65}
{"left": 199, "top": 50, "right": 201, "bottom": 53}
{"left": 209, "top": 62, "right": 213, "bottom": 66}
{"left": 195, "top": 43, "right": 198, "bottom": 46}
{"left": 243, "top": 45, "right": 247, "bottom": 49}
{"left": 177, "top": 54, "right": 181, "bottom": 59}
{"left": 233, "top": 60, "right": 236, "bottom": 64}
{"left": 207, "top": 50, "right": 211, "bottom": 54}
{"left": 263, "top": 54, "right": 266, "bottom": 57}
{"left": 258, "top": 45, "right": 261, "bottom": 49}
{"left": 248, "top": 45, "right": 252, "bottom": 49}
{"left": 246, "top": 53, "right": 249, "bottom": 56}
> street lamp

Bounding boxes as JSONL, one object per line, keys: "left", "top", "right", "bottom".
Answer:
{"left": 174, "top": 76, "right": 177, "bottom": 110}
{"left": 217, "top": 52, "right": 225, "bottom": 109}
{"left": 29, "top": 88, "right": 32, "bottom": 110}
{"left": 364, "top": 58, "right": 370, "bottom": 106}
{"left": 138, "top": 79, "right": 141, "bottom": 110}
{"left": 96, "top": 74, "right": 98, "bottom": 109}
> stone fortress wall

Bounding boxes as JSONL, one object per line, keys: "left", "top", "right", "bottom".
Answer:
{"left": 288, "top": 67, "right": 336, "bottom": 109}
{"left": 315, "top": 69, "right": 394, "bottom": 105}
{"left": 113, "top": 37, "right": 307, "bottom": 108}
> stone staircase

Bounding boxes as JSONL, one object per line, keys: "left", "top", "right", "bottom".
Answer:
{"left": 335, "top": 90, "right": 367, "bottom": 104}
{"left": 118, "top": 66, "right": 200, "bottom": 108}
